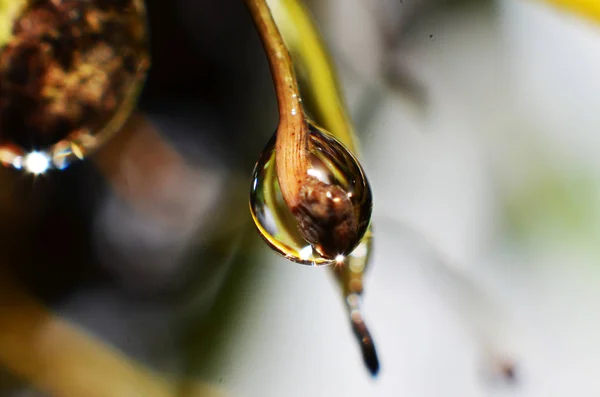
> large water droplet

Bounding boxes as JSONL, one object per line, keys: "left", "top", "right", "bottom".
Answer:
{"left": 250, "top": 122, "right": 372, "bottom": 265}
{"left": 0, "top": 0, "right": 149, "bottom": 172}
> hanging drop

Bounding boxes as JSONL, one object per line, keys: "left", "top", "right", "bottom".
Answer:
{"left": 250, "top": 122, "right": 373, "bottom": 266}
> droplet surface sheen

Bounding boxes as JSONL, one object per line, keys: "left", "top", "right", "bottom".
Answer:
{"left": 0, "top": 0, "right": 149, "bottom": 171}
{"left": 250, "top": 123, "right": 373, "bottom": 266}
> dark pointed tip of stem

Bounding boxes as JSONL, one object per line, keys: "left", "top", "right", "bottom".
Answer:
{"left": 499, "top": 361, "right": 518, "bottom": 384}
{"left": 361, "top": 341, "right": 380, "bottom": 376}
{"left": 351, "top": 313, "right": 381, "bottom": 377}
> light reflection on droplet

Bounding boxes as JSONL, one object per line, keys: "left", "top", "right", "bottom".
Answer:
{"left": 307, "top": 168, "right": 329, "bottom": 183}
{"left": 298, "top": 245, "right": 313, "bottom": 261}
{"left": 24, "top": 152, "right": 50, "bottom": 175}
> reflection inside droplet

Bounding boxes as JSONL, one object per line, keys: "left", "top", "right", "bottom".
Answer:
{"left": 249, "top": 122, "right": 372, "bottom": 265}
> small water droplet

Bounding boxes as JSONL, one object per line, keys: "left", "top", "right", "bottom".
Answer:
{"left": 250, "top": 122, "right": 372, "bottom": 265}
{"left": 0, "top": 0, "right": 149, "bottom": 172}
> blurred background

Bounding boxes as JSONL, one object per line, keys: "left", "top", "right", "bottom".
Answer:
{"left": 1, "top": 0, "right": 600, "bottom": 396}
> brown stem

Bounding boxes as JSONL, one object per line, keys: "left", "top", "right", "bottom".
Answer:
{"left": 244, "top": 0, "right": 308, "bottom": 210}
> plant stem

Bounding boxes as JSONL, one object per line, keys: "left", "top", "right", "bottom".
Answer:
{"left": 244, "top": 0, "right": 308, "bottom": 211}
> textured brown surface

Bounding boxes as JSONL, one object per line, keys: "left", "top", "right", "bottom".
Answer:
{"left": 293, "top": 177, "right": 359, "bottom": 258}
{"left": 0, "top": 0, "right": 148, "bottom": 152}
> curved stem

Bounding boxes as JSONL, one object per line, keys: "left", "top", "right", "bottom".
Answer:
{"left": 244, "top": 0, "right": 308, "bottom": 211}
{"left": 266, "top": 0, "right": 358, "bottom": 152}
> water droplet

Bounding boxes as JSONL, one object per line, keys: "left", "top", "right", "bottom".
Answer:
{"left": 0, "top": 0, "right": 149, "bottom": 172}
{"left": 250, "top": 122, "right": 372, "bottom": 265}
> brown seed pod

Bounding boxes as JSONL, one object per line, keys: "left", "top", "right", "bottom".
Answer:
{"left": 293, "top": 177, "right": 359, "bottom": 258}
